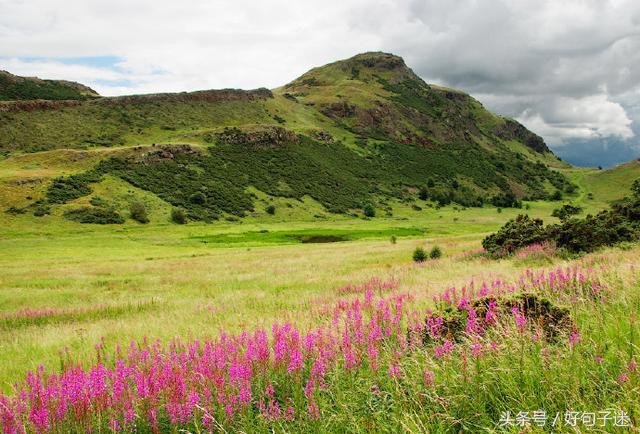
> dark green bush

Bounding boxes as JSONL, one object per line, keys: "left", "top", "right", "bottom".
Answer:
{"left": 551, "top": 204, "right": 582, "bottom": 221}
{"left": 130, "top": 202, "right": 149, "bottom": 223}
{"left": 33, "top": 204, "right": 51, "bottom": 217}
{"left": 171, "top": 208, "right": 187, "bottom": 224}
{"left": 491, "top": 191, "right": 521, "bottom": 208}
{"left": 63, "top": 207, "right": 124, "bottom": 224}
{"left": 484, "top": 194, "right": 640, "bottom": 256}
{"left": 550, "top": 190, "right": 563, "bottom": 201}
{"left": 363, "top": 203, "right": 376, "bottom": 217}
{"left": 265, "top": 205, "right": 276, "bottom": 215}
{"left": 46, "top": 171, "right": 102, "bottom": 204}
{"left": 429, "top": 245, "right": 442, "bottom": 259}
{"left": 189, "top": 192, "right": 207, "bottom": 205}
{"left": 482, "top": 214, "right": 547, "bottom": 257}
{"left": 632, "top": 178, "right": 640, "bottom": 198}
{"left": 413, "top": 246, "right": 427, "bottom": 262}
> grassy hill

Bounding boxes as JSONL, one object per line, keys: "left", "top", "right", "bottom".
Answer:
{"left": 0, "top": 70, "right": 99, "bottom": 101}
{"left": 0, "top": 52, "right": 604, "bottom": 224}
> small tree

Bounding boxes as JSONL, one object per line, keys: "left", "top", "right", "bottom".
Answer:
{"left": 265, "top": 205, "right": 276, "bottom": 215}
{"left": 171, "top": 208, "right": 187, "bottom": 224}
{"left": 390, "top": 235, "right": 397, "bottom": 244}
{"left": 413, "top": 246, "right": 427, "bottom": 262}
{"left": 363, "top": 203, "right": 376, "bottom": 218}
{"left": 429, "top": 245, "right": 442, "bottom": 259}
{"left": 130, "top": 201, "right": 149, "bottom": 223}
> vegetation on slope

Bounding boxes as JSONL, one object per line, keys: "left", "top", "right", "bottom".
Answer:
{"left": 1, "top": 52, "right": 578, "bottom": 222}
{"left": 0, "top": 70, "right": 99, "bottom": 101}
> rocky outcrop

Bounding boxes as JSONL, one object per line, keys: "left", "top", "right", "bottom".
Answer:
{"left": 100, "top": 88, "right": 273, "bottom": 106}
{"left": 495, "top": 118, "right": 550, "bottom": 154}
{"left": 212, "top": 126, "right": 299, "bottom": 148}
{"left": 0, "top": 88, "right": 272, "bottom": 113}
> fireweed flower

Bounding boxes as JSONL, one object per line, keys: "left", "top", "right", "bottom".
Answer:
{"left": 423, "top": 370, "right": 435, "bottom": 386}
{"left": 465, "top": 308, "right": 480, "bottom": 336}
{"left": 470, "top": 342, "right": 483, "bottom": 358}
{"left": 511, "top": 306, "right": 526, "bottom": 330}
{"left": 569, "top": 330, "right": 581, "bottom": 349}
{"left": 485, "top": 300, "right": 498, "bottom": 325}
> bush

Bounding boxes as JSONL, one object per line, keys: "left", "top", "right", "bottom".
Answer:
{"left": 551, "top": 204, "right": 582, "bottom": 221}
{"left": 189, "top": 192, "right": 207, "bottom": 205}
{"left": 265, "top": 205, "right": 276, "bottom": 215}
{"left": 130, "top": 202, "right": 149, "bottom": 223}
{"left": 390, "top": 235, "right": 397, "bottom": 244}
{"left": 171, "top": 208, "right": 187, "bottom": 224}
{"left": 482, "top": 214, "right": 547, "bottom": 257}
{"left": 363, "top": 203, "right": 376, "bottom": 217}
{"left": 632, "top": 178, "right": 640, "bottom": 198}
{"left": 429, "top": 245, "right": 442, "bottom": 259}
{"left": 46, "top": 171, "right": 102, "bottom": 204}
{"left": 33, "top": 205, "right": 51, "bottom": 217}
{"left": 63, "top": 207, "right": 124, "bottom": 224}
{"left": 491, "top": 191, "right": 521, "bottom": 208}
{"left": 418, "top": 187, "right": 428, "bottom": 200}
{"left": 413, "top": 246, "right": 427, "bottom": 262}
{"left": 550, "top": 190, "right": 563, "bottom": 201}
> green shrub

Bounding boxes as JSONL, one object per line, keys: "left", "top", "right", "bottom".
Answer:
{"left": 550, "top": 190, "right": 563, "bottom": 201}
{"left": 63, "top": 207, "right": 124, "bottom": 224}
{"left": 551, "top": 204, "right": 582, "bottom": 221}
{"left": 46, "top": 171, "right": 102, "bottom": 204}
{"left": 189, "top": 192, "right": 207, "bottom": 205}
{"left": 632, "top": 178, "right": 640, "bottom": 198}
{"left": 390, "top": 235, "right": 397, "bottom": 244}
{"left": 171, "top": 208, "right": 187, "bottom": 224}
{"left": 265, "top": 205, "right": 276, "bottom": 215}
{"left": 363, "top": 203, "right": 376, "bottom": 217}
{"left": 413, "top": 246, "right": 427, "bottom": 262}
{"left": 130, "top": 202, "right": 149, "bottom": 223}
{"left": 482, "top": 214, "right": 547, "bottom": 257}
{"left": 429, "top": 245, "right": 442, "bottom": 259}
{"left": 33, "top": 205, "right": 51, "bottom": 217}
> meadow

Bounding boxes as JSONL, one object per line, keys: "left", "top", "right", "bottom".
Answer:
{"left": 1, "top": 184, "right": 639, "bottom": 432}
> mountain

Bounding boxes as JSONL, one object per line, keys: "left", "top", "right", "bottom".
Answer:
{"left": 0, "top": 52, "right": 575, "bottom": 222}
{"left": 0, "top": 70, "right": 99, "bottom": 101}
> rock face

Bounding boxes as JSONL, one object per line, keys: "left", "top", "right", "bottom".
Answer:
{"left": 211, "top": 126, "right": 299, "bottom": 148}
{"left": 494, "top": 118, "right": 550, "bottom": 154}
{"left": 101, "top": 88, "right": 273, "bottom": 106}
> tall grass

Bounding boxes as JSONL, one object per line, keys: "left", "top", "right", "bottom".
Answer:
{"left": 0, "top": 257, "right": 637, "bottom": 432}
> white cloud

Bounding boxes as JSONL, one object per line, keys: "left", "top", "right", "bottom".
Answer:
{"left": 517, "top": 95, "right": 634, "bottom": 145}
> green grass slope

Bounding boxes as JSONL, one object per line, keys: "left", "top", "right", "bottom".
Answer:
{"left": 0, "top": 70, "right": 99, "bottom": 101}
{"left": 1, "top": 52, "right": 580, "bottom": 224}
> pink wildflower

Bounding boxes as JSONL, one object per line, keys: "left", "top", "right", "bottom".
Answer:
{"left": 423, "top": 370, "right": 435, "bottom": 386}
{"left": 511, "top": 305, "right": 526, "bottom": 330}
{"left": 307, "top": 401, "right": 320, "bottom": 420}
{"left": 569, "top": 330, "right": 580, "bottom": 349}
{"left": 471, "top": 342, "right": 483, "bottom": 358}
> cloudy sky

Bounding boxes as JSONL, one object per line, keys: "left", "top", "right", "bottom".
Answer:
{"left": 1, "top": 0, "right": 639, "bottom": 167}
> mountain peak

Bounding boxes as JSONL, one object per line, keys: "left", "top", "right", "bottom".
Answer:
{"left": 283, "top": 51, "right": 423, "bottom": 90}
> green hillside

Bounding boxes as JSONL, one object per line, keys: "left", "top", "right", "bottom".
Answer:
{"left": 1, "top": 52, "right": 581, "bottom": 223}
{"left": 0, "top": 70, "right": 99, "bottom": 101}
